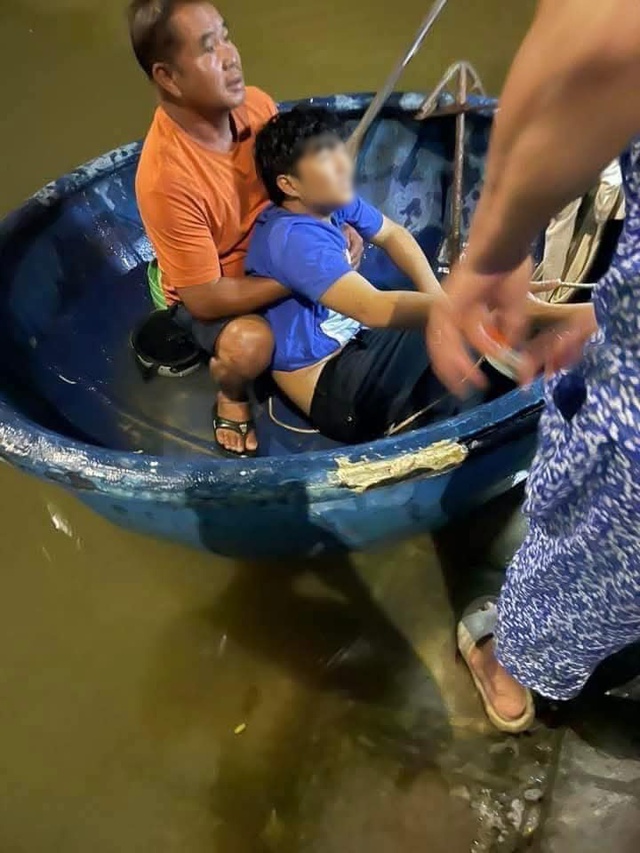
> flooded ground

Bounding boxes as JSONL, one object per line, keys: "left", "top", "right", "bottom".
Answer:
{"left": 0, "top": 1, "right": 638, "bottom": 851}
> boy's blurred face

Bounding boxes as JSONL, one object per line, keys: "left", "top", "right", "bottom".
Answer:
{"left": 284, "top": 139, "right": 355, "bottom": 211}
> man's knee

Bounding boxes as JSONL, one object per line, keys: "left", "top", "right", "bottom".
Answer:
{"left": 215, "top": 316, "right": 274, "bottom": 377}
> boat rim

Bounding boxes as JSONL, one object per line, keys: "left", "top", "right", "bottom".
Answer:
{"left": 0, "top": 90, "right": 542, "bottom": 501}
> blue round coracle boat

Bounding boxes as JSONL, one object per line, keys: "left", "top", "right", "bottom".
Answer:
{"left": 0, "top": 92, "right": 546, "bottom": 558}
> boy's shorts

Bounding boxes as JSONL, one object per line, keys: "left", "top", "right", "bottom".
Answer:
{"left": 309, "top": 328, "right": 502, "bottom": 444}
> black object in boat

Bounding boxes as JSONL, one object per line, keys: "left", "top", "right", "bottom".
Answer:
{"left": 130, "top": 309, "right": 202, "bottom": 380}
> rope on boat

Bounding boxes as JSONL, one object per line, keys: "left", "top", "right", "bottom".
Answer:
{"left": 267, "top": 396, "right": 319, "bottom": 435}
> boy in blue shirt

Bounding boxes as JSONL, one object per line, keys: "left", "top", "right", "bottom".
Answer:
{"left": 245, "top": 109, "right": 476, "bottom": 442}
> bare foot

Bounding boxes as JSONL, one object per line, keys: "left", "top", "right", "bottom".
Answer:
{"left": 215, "top": 392, "right": 257, "bottom": 455}
{"left": 467, "top": 638, "right": 528, "bottom": 721}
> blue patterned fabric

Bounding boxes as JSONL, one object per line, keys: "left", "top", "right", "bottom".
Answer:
{"left": 495, "top": 142, "right": 640, "bottom": 700}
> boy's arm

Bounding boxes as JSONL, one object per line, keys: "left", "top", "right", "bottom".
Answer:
{"left": 371, "top": 217, "right": 442, "bottom": 297}
{"left": 320, "top": 271, "right": 442, "bottom": 329}
{"left": 526, "top": 294, "right": 595, "bottom": 325}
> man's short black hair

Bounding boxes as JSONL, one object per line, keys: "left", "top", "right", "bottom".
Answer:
{"left": 255, "top": 107, "right": 344, "bottom": 205}
{"left": 128, "top": 0, "right": 205, "bottom": 78}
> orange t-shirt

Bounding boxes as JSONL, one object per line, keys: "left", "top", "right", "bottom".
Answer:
{"left": 135, "top": 86, "right": 277, "bottom": 305}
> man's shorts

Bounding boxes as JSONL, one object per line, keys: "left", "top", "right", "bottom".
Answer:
{"left": 148, "top": 262, "right": 231, "bottom": 357}
{"left": 173, "top": 304, "right": 232, "bottom": 356}
{"left": 309, "top": 328, "right": 502, "bottom": 444}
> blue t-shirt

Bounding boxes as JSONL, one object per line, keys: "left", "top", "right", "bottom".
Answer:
{"left": 245, "top": 196, "right": 384, "bottom": 372}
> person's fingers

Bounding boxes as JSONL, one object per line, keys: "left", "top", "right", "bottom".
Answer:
{"left": 547, "top": 332, "right": 586, "bottom": 375}
{"left": 345, "top": 226, "right": 364, "bottom": 269}
{"left": 519, "top": 325, "right": 586, "bottom": 383}
{"left": 491, "top": 258, "right": 534, "bottom": 348}
{"left": 519, "top": 327, "right": 559, "bottom": 380}
{"left": 463, "top": 311, "right": 510, "bottom": 361}
{"left": 501, "top": 303, "right": 529, "bottom": 350}
{"left": 427, "top": 316, "right": 487, "bottom": 396}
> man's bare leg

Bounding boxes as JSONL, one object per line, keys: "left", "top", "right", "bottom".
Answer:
{"left": 211, "top": 316, "right": 274, "bottom": 454}
{"left": 467, "top": 638, "right": 529, "bottom": 721}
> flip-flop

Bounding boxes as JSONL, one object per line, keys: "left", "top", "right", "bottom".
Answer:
{"left": 457, "top": 596, "right": 536, "bottom": 734}
{"left": 212, "top": 405, "right": 257, "bottom": 458}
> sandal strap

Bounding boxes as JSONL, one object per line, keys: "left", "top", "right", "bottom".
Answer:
{"left": 459, "top": 596, "right": 498, "bottom": 644}
{"left": 213, "top": 415, "right": 255, "bottom": 438}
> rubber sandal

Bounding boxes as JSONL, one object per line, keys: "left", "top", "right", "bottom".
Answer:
{"left": 212, "top": 404, "right": 257, "bottom": 458}
{"left": 457, "top": 596, "right": 536, "bottom": 734}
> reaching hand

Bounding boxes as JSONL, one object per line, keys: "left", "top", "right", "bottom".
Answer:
{"left": 519, "top": 303, "right": 597, "bottom": 384}
{"left": 426, "top": 258, "right": 533, "bottom": 396}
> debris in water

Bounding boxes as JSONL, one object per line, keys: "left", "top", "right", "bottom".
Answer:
{"left": 47, "top": 503, "right": 74, "bottom": 538}
{"left": 234, "top": 723, "right": 247, "bottom": 735}
{"left": 261, "top": 808, "right": 285, "bottom": 849}
{"left": 522, "top": 803, "right": 542, "bottom": 838}
{"left": 489, "top": 739, "right": 520, "bottom": 758}
{"left": 523, "top": 787, "right": 543, "bottom": 803}
{"left": 217, "top": 633, "right": 228, "bottom": 659}
{"left": 450, "top": 784, "right": 471, "bottom": 802}
{"left": 41, "top": 546, "right": 52, "bottom": 563}
{"left": 507, "top": 797, "right": 524, "bottom": 831}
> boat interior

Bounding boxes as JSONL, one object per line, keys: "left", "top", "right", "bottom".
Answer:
{"left": 0, "top": 95, "right": 614, "bottom": 461}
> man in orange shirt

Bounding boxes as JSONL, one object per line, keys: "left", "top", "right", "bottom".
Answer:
{"left": 129, "top": 1, "right": 362, "bottom": 454}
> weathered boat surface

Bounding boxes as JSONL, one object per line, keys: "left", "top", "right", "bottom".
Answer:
{"left": 0, "top": 92, "right": 544, "bottom": 558}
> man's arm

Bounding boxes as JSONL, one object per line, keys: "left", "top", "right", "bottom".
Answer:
{"left": 468, "top": 0, "right": 640, "bottom": 276}
{"left": 138, "top": 184, "right": 287, "bottom": 321}
{"left": 427, "top": 0, "right": 640, "bottom": 393}
{"left": 179, "top": 276, "right": 287, "bottom": 321}
{"left": 320, "top": 271, "right": 442, "bottom": 329}
{"left": 371, "top": 216, "right": 442, "bottom": 297}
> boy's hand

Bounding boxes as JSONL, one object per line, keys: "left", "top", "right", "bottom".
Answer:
{"left": 519, "top": 303, "right": 597, "bottom": 383}
{"left": 343, "top": 225, "right": 364, "bottom": 269}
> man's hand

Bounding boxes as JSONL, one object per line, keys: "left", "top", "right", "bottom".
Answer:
{"left": 426, "top": 258, "right": 533, "bottom": 395}
{"left": 343, "top": 225, "right": 364, "bottom": 269}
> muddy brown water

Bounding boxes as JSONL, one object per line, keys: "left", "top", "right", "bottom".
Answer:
{"left": 0, "top": 2, "right": 548, "bottom": 851}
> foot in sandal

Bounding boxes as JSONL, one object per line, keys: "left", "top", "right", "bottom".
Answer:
{"left": 467, "top": 639, "right": 530, "bottom": 722}
{"left": 213, "top": 393, "right": 258, "bottom": 457}
{"left": 458, "top": 598, "right": 535, "bottom": 733}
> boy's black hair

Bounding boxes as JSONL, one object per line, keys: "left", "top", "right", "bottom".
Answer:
{"left": 255, "top": 107, "right": 344, "bottom": 205}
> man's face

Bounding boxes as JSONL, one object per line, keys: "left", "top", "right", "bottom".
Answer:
{"left": 159, "top": 3, "right": 245, "bottom": 112}
{"left": 289, "top": 141, "right": 355, "bottom": 210}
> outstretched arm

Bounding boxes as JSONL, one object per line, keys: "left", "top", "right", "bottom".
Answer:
{"left": 469, "top": 0, "right": 640, "bottom": 276}
{"left": 427, "top": 0, "right": 640, "bottom": 393}
{"left": 320, "top": 271, "right": 442, "bottom": 329}
{"left": 372, "top": 216, "right": 442, "bottom": 296}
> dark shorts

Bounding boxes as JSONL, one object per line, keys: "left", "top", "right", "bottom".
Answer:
{"left": 173, "top": 304, "right": 231, "bottom": 356}
{"left": 309, "top": 328, "right": 503, "bottom": 444}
